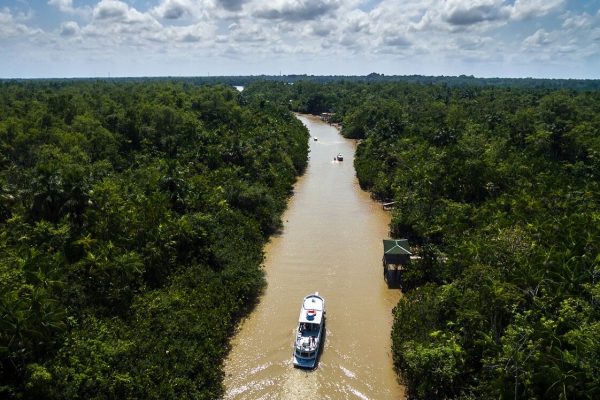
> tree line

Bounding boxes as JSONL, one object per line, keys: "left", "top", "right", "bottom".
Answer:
{"left": 245, "top": 80, "right": 600, "bottom": 399}
{"left": 6, "top": 74, "right": 599, "bottom": 91}
{"left": 0, "top": 81, "right": 308, "bottom": 398}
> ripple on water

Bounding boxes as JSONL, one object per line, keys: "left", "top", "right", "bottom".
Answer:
{"left": 339, "top": 366, "right": 356, "bottom": 379}
{"left": 249, "top": 362, "right": 272, "bottom": 375}
{"left": 224, "top": 378, "right": 276, "bottom": 400}
{"left": 275, "top": 367, "right": 320, "bottom": 400}
{"left": 348, "top": 386, "right": 370, "bottom": 400}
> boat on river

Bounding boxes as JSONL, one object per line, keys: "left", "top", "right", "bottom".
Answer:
{"left": 314, "top": 136, "right": 318, "bottom": 141}
{"left": 336, "top": 153, "right": 344, "bottom": 161}
{"left": 293, "top": 292, "right": 325, "bottom": 369}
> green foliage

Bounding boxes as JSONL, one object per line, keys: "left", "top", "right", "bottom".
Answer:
{"left": 0, "top": 81, "right": 308, "bottom": 398}
{"left": 399, "top": 332, "right": 465, "bottom": 399}
{"left": 385, "top": 86, "right": 600, "bottom": 398}
{"left": 243, "top": 80, "right": 600, "bottom": 399}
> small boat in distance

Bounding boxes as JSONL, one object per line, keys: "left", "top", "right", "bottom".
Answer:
{"left": 336, "top": 153, "right": 344, "bottom": 161}
{"left": 314, "top": 136, "right": 318, "bottom": 141}
{"left": 293, "top": 292, "right": 325, "bottom": 369}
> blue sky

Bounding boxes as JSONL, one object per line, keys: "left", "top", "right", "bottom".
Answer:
{"left": 0, "top": 0, "right": 598, "bottom": 78}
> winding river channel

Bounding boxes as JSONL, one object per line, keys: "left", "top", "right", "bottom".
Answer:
{"left": 224, "top": 115, "right": 405, "bottom": 399}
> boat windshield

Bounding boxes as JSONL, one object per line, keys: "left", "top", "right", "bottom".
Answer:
{"left": 300, "top": 323, "right": 318, "bottom": 333}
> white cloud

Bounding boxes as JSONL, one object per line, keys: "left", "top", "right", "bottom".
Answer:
{"left": 253, "top": 0, "right": 341, "bottom": 22}
{"left": 167, "top": 22, "right": 217, "bottom": 43}
{"left": 93, "top": 0, "right": 130, "bottom": 20}
{"left": 0, "top": 7, "right": 41, "bottom": 39}
{"left": 367, "top": 0, "right": 505, "bottom": 58}
{"left": 442, "top": 0, "right": 510, "bottom": 26}
{"left": 309, "top": 22, "right": 335, "bottom": 37}
{"left": 520, "top": 27, "right": 593, "bottom": 64}
{"left": 509, "top": 0, "right": 565, "bottom": 21}
{"left": 1, "top": 0, "right": 598, "bottom": 78}
{"left": 517, "top": 9, "right": 600, "bottom": 65}
{"left": 455, "top": 35, "right": 494, "bottom": 51}
{"left": 374, "top": 0, "right": 511, "bottom": 35}
{"left": 151, "top": 0, "right": 203, "bottom": 20}
{"left": 372, "top": 0, "right": 566, "bottom": 35}
{"left": 48, "top": 0, "right": 92, "bottom": 18}
{"left": 523, "top": 28, "right": 552, "bottom": 47}
{"left": 60, "top": 20, "right": 80, "bottom": 36}
{"left": 343, "top": 10, "right": 370, "bottom": 34}
{"left": 228, "top": 22, "right": 269, "bottom": 43}
{"left": 48, "top": 0, "right": 75, "bottom": 13}
{"left": 217, "top": 0, "right": 248, "bottom": 12}
{"left": 562, "top": 12, "right": 593, "bottom": 30}
{"left": 87, "top": 0, "right": 162, "bottom": 35}
{"left": 383, "top": 35, "right": 411, "bottom": 47}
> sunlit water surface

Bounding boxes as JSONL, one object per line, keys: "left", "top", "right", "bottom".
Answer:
{"left": 223, "top": 115, "right": 405, "bottom": 399}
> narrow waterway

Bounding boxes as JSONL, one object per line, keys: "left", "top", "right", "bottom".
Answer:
{"left": 224, "top": 115, "right": 404, "bottom": 399}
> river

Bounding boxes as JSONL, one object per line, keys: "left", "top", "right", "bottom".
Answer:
{"left": 223, "top": 115, "right": 405, "bottom": 399}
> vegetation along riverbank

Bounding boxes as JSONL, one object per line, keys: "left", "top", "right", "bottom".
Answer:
{"left": 2, "top": 76, "right": 600, "bottom": 399}
{"left": 0, "top": 81, "right": 308, "bottom": 398}
{"left": 247, "top": 79, "right": 600, "bottom": 399}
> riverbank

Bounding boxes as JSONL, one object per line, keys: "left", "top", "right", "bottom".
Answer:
{"left": 224, "top": 114, "right": 404, "bottom": 399}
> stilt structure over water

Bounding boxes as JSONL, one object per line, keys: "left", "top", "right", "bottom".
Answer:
{"left": 382, "top": 239, "right": 411, "bottom": 288}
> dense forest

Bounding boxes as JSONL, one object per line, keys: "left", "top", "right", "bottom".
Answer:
{"left": 247, "top": 80, "right": 600, "bottom": 399}
{"left": 0, "top": 81, "right": 309, "bottom": 398}
{"left": 3, "top": 76, "right": 599, "bottom": 399}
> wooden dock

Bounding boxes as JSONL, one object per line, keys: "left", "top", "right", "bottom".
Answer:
{"left": 382, "top": 201, "right": 396, "bottom": 210}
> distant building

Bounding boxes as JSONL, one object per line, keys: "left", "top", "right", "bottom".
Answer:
{"left": 319, "top": 112, "right": 335, "bottom": 123}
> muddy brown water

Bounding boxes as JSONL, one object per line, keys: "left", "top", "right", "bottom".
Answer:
{"left": 223, "top": 115, "right": 405, "bottom": 399}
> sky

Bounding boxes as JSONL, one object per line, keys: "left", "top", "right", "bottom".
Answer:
{"left": 0, "top": 0, "right": 599, "bottom": 79}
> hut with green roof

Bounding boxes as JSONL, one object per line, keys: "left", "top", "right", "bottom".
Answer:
{"left": 382, "top": 239, "right": 411, "bottom": 287}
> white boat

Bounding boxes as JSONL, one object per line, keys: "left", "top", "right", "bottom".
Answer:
{"left": 313, "top": 136, "right": 318, "bottom": 141}
{"left": 336, "top": 153, "right": 343, "bottom": 161}
{"left": 292, "top": 292, "right": 325, "bottom": 368}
